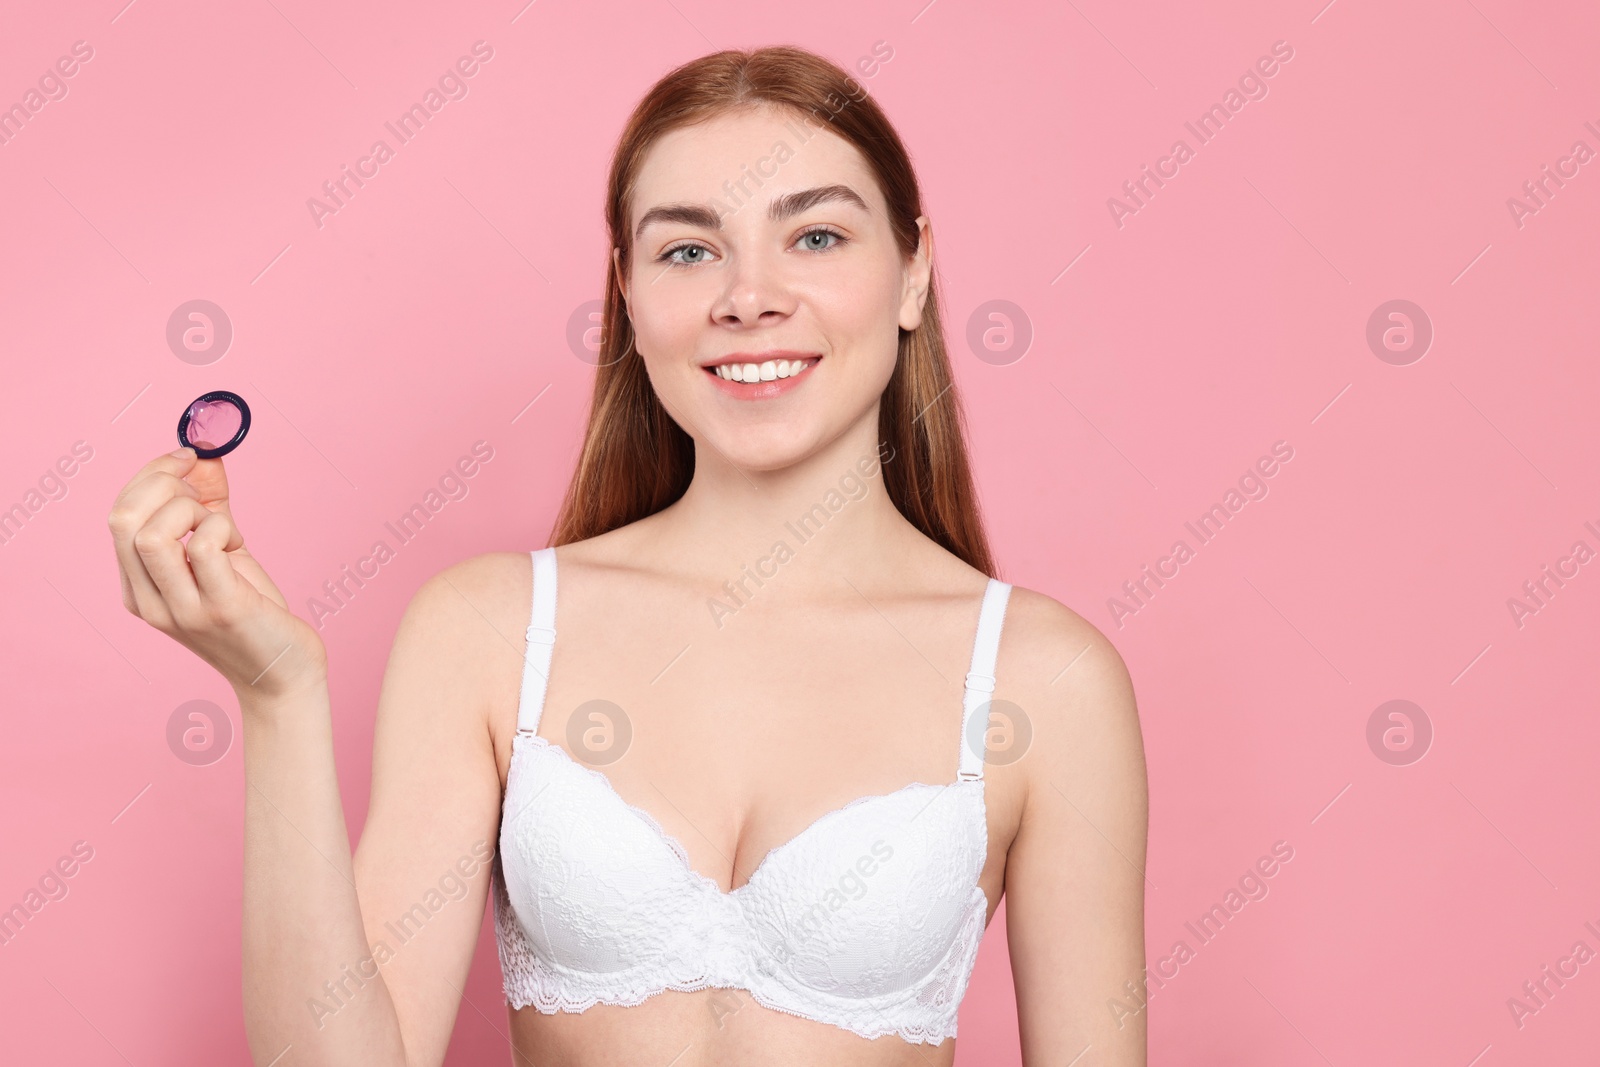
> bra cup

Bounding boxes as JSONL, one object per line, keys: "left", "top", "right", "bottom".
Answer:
{"left": 740, "top": 783, "right": 988, "bottom": 997}
{"left": 501, "top": 744, "right": 713, "bottom": 974}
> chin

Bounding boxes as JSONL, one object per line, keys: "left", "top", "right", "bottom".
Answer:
{"left": 700, "top": 422, "right": 825, "bottom": 473}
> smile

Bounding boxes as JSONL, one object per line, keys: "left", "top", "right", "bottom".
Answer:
{"left": 701, "top": 354, "right": 821, "bottom": 400}
{"left": 709, "top": 357, "right": 817, "bottom": 382}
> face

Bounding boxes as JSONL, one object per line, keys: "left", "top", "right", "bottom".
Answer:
{"left": 615, "top": 104, "right": 932, "bottom": 472}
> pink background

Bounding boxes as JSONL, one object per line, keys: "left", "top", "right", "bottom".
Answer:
{"left": 2, "top": 0, "right": 1597, "bottom": 1063}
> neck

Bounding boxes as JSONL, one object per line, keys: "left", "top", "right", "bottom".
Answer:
{"left": 639, "top": 413, "right": 919, "bottom": 594}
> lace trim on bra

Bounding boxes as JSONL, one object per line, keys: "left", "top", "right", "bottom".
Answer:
{"left": 492, "top": 858, "right": 989, "bottom": 1044}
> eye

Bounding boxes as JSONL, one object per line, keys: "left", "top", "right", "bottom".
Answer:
{"left": 656, "top": 242, "right": 713, "bottom": 268}
{"left": 795, "top": 226, "right": 848, "bottom": 252}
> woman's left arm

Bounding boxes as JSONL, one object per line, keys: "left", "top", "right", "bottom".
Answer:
{"left": 1003, "top": 606, "right": 1149, "bottom": 1066}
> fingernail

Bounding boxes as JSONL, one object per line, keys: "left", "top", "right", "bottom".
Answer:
{"left": 171, "top": 447, "right": 195, "bottom": 458}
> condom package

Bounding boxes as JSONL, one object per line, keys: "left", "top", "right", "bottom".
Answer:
{"left": 177, "top": 390, "right": 251, "bottom": 459}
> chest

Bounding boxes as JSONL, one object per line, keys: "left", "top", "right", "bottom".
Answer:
{"left": 487, "top": 558, "right": 1024, "bottom": 926}
{"left": 508, "top": 587, "right": 984, "bottom": 812}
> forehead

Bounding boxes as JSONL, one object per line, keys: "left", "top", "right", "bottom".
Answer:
{"left": 629, "top": 105, "right": 883, "bottom": 227}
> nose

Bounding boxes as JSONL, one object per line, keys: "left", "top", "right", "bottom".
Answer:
{"left": 711, "top": 246, "right": 796, "bottom": 329}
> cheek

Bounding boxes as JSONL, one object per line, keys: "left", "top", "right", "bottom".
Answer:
{"left": 630, "top": 286, "right": 700, "bottom": 355}
{"left": 815, "top": 270, "right": 903, "bottom": 363}
{"left": 827, "top": 250, "right": 905, "bottom": 329}
{"left": 627, "top": 290, "right": 702, "bottom": 407}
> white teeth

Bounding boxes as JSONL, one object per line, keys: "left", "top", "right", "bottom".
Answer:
{"left": 714, "top": 358, "right": 815, "bottom": 382}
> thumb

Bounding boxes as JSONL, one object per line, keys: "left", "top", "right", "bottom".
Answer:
{"left": 178, "top": 453, "right": 237, "bottom": 522}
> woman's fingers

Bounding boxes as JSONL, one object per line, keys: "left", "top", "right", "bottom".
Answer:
{"left": 109, "top": 453, "right": 203, "bottom": 618}
{"left": 106, "top": 449, "right": 326, "bottom": 701}
{"left": 187, "top": 509, "right": 246, "bottom": 605}
{"left": 133, "top": 494, "right": 217, "bottom": 623}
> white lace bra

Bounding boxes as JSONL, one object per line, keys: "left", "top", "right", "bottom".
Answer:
{"left": 492, "top": 546, "right": 1014, "bottom": 1045}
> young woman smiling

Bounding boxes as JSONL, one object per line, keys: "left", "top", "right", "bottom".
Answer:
{"left": 108, "top": 45, "right": 1147, "bottom": 1067}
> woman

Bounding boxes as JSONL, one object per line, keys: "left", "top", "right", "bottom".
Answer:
{"left": 108, "top": 45, "right": 1147, "bottom": 1067}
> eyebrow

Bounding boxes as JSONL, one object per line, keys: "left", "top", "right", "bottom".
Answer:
{"left": 634, "top": 184, "right": 871, "bottom": 241}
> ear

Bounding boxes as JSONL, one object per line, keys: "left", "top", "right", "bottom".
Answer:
{"left": 613, "top": 246, "right": 631, "bottom": 321}
{"left": 898, "top": 216, "right": 933, "bottom": 332}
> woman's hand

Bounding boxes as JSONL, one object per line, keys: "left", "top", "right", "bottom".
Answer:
{"left": 107, "top": 448, "right": 328, "bottom": 703}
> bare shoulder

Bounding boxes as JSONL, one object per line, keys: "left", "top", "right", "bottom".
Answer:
{"left": 994, "top": 583, "right": 1146, "bottom": 800}
{"left": 401, "top": 550, "right": 532, "bottom": 649}
{"left": 412, "top": 549, "right": 532, "bottom": 616}
{"left": 383, "top": 551, "right": 534, "bottom": 723}
{"left": 998, "top": 584, "right": 1138, "bottom": 711}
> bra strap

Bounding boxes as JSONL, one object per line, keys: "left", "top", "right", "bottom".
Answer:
{"left": 516, "top": 547, "right": 558, "bottom": 735}
{"left": 958, "top": 578, "right": 1013, "bottom": 781}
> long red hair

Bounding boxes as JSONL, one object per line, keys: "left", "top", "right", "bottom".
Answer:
{"left": 549, "top": 45, "right": 995, "bottom": 577}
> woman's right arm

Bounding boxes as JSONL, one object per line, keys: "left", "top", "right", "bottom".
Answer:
{"left": 238, "top": 558, "right": 510, "bottom": 1067}
{"left": 109, "top": 450, "right": 510, "bottom": 1066}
